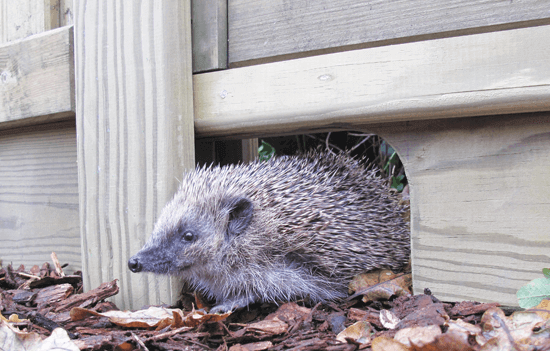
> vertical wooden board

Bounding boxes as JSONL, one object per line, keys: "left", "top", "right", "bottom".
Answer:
{"left": 241, "top": 139, "right": 258, "bottom": 163}
{"left": 74, "top": 0, "right": 195, "bottom": 310}
{"left": 228, "top": 0, "right": 550, "bottom": 65}
{"left": 192, "top": 0, "right": 227, "bottom": 72}
{"left": 0, "top": 121, "right": 80, "bottom": 272}
{"left": 45, "top": 0, "right": 60, "bottom": 30}
{"left": 370, "top": 113, "right": 550, "bottom": 305}
{"left": 60, "top": 0, "right": 74, "bottom": 26}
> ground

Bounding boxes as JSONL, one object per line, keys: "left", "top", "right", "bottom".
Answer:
{"left": 2, "top": 258, "right": 548, "bottom": 351}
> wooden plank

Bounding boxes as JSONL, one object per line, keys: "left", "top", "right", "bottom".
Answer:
{"left": 0, "top": 0, "right": 61, "bottom": 44}
{"left": 52, "top": 0, "right": 75, "bottom": 27}
{"left": 228, "top": 0, "right": 550, "bottom": 65}
{"left": 59, "top": 0, "right": 74, "bottom": 26}
{"left": 368, "top": 113, "right": 550, "bottom": 305}
{"left": 192, "top": 0, "right": 227, "bottom": 72}
{"left": 0, "top": 26, "right": 75, "bottom": 128}
{"left": 74, "top": 0, "right": 195, "bottom": 310}
{"left": 0, "top": 120, "right": 80, "bottom": 273}
{"left": 45, "top": 0, "right": 60, "bottom": 30}
{"left": 194, "top": 24, "right": 550, "bottom": 140}
{"left": 241, "top": 139, "right": 258, "bottom": 163}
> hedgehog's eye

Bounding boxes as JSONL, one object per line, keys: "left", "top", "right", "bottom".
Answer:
{"left": 183, "top": 231, "right": 194, "bottom": 242}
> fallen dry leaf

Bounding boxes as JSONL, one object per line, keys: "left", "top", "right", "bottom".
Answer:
{"left": 173, "top": 308, "right": 231, "bottom": 328}
{"left": 265, "top": 302, "right": 310, "bottom": 322}
{"left": 380, "top": 309, "right": 401, "bottom": 329}
{"left": 349, "top": 269, "right": 399, "bottom": 293}
{"left": 478, "top": 306, "right": 550, "bottom": 349}
{"left": 395, "top": 303, "right": 449, "bottom": 330}
{"left": 70, "top": 305, "right": 230, "bottom": 329}
{"left": 361, "top": 275, "right": 412, "bottom": 302}
{"left": 336, "top": 321, "right": 372, "bottom": 346}
{"left": 394, "top": 324, "right": 441, "bottom": 347}
{"left": 414, "top": 331, "right": 476, "bottom": 351}
{"left": 530, "top": 298, "right": 550, "bottom": 320}
{"left": 247, "top": 317, "right": 288, "bottom": 335}
{"left": 371, "top": 336, "right": 409, "bottom": 351}
{"left": 0, "top": 320, "right": 79, "bottom": 351}
{"left": 232, "top": 317, "right": 289, "bottom": 338}
{"left": 446, "top": 318, "right": 482, "bottom": 344}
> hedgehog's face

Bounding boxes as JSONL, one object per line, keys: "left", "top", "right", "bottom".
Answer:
{"left": 128, "top": 194, "right": 254, "bottom": 277}
{"left": 127, "top": 197, "right": 214, "bottom": 275}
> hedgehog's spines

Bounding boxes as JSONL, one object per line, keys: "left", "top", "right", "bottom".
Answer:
{"left": 129, "top": 151, "right": 410, "bottom": 312}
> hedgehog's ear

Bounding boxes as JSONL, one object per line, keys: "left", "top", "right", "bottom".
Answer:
{"left": 224, "top": 197, "right": 254, "bottom": 238}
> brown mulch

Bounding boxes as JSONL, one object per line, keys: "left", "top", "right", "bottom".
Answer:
{"left": 0, "top": 259, "right": 536, "bottom": 351}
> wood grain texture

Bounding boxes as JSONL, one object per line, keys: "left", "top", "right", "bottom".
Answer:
{"left": 59, "top": 0, "right": 74, "bottom": 26}
{"left": 368, "top": 113, "right": 550, "bottom": 305}
{"left": 74, "top": 0, "right": 195, "bottom": 310}
{"left": 0, "top": 26, "right": 75, "bottom": 126}
{"left": 241, "top": 139, "right": 258, "bottom": 163}
{"left": 0, "top": 121, "right": 80, "bottom": 273}
{"left": 228, "top": 0, "right": 550, "bottom": 64}
{"left": 194, "top": 24, "right": 550, "bottom": 140}
{"left": 192, "top": 0, "right": 227, "bottom": 72}
{"left": 0, "top": 0, "right": 61, "bottom": 44}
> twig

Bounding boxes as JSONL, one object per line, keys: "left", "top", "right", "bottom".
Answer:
{"left": 132, "top": 332, "right": 150, "bottom": 350}
{"left": 347, "top": 132, "right": 375, "bottom": 137}
{"left": 349, "top": 135, "right": 374, "bottom": 152}
{"left": 51, "top": 252, "right": 65, "bottom": 277}
{"left": 178, "top": 336, "right": 213, "bottom": 349}
{"left": 17, "top": 272, "right": 40, "bottom": 279}
{"left": 17, "top": 272, "right": 40, "bottom": 289}
{"left": 143, "top": 326, "right": 193, "bottom": 342}
{"left": 218, "top": 321, "right": 236, "bottom": 338}
{"left": 325, "top": 133, "right": 338, "bottom": 156}
{"left": 304, "top": 134, "right": 344, "bottom": 153}
{"left": 492, "top": 312, "right": 519, "bottom": 351}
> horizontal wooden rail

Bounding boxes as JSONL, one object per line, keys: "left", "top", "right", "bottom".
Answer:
{"left": 194, "top": 24, "right": 550, "bottom": 139}
{"left": 0, "top": 26, "right": 74, "bottom": 130}
{"left": 2, "top": 24, "right": 550, "bottom": 137}
{"left": 228, "top": 0, "right": 550, "bottom": 65}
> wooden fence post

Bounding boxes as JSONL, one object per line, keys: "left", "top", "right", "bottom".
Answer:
{"left": 74, "top": 0, "right": 195, "bottom": 309}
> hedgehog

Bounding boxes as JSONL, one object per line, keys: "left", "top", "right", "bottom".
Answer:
{"left": 128, "top": 151, "right": 410, "bottom": 313}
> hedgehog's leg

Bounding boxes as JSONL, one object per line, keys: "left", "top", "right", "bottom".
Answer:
{"left": 210, "top": 294, "right": 258, "bottom": 314}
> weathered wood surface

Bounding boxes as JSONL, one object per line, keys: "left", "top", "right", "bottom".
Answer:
{"left": 0, "top": 0, "right": 217, "bottom": 131}
{"left": 194, "top": 24, "right": 550, "bottom": 140}
{"left": 0, "top": 0, "right": 73, "bottom": 44}
{"left": 0, "top": 121, "right": 81, "bottom": 273}
{"left": 0, "top": 26, "right": 74, "bottom": 129}
{"left": 228, "top": 0, "right": 550, "bottom": 65}
{"left": 369, "top": 113, "right": 550, "bottom": 305}
{"left": 74, "top": 0, "right": 195, "bottom": 310}
{"left": 59, "top": 0, "right": 74, "bottom": 27}
{"left": 192, "top": 0, "right": 227, "bottom": 72}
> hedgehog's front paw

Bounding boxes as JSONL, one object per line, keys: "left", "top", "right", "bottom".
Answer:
{"left": 210, "top": 302, "right": 236, "bottom": 314}
{"left": 210, "top": 295, "right": 257, "bottom": 314}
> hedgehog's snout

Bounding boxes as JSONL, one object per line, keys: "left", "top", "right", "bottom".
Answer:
{"left": 128, "top": 256, "right": 143, "bottom": 273}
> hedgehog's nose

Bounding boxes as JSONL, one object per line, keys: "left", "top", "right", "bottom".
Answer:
{"left": 128, "top": 257, "right": 143, "bottom": 273}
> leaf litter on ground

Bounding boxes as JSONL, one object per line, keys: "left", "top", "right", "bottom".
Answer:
{"left": 2, "top": 254, "right": 550, "bottom": 350}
